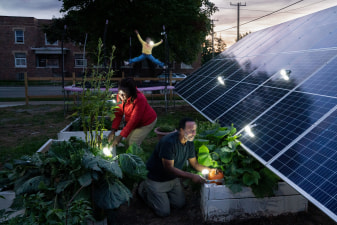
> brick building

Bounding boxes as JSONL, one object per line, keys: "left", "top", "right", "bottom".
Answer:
{"left": 0, "top": 16, "right": 86, "bottom": 81}
{"left": 0, "top": 16, "right": 201, "bottom": 81}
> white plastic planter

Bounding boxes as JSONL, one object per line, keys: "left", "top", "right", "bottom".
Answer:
{"left": 58, "top": 118, "right": 119, "bottom": 141}
{"left": 201, "top": 182, "right": 308, "bottom": 222}
{"left": 0, "top": 191, "right": 25, "bottom": 222}
{"left": 0, "top": 191, "right": 15, "bottom": 210}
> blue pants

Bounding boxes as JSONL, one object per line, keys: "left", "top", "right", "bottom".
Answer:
{"left": 129, "top": 54, "right": 165, "bottom": 68}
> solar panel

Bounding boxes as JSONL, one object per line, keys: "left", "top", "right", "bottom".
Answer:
{"left": 296, "top": 56, "right": 337, "bottom": 97}
{"left": 240, "top": 92, "right": 337, "bottom": 162}
{"left": 175, "top": 5, "right": 337, "bottom": 222}
{"left": 269, "top": 107, "right": 337, "bottom": 221}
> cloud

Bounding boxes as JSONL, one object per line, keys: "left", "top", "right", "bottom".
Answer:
{"left": 0, "top": 0, "right": 62, "bottom": 19}
{"left": 211, "top": 0, "right": 337, "bottom": 45}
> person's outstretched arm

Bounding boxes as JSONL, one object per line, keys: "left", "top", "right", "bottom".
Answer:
{"left": 162, "top": 158, "right": 206, "bottom": 183}
{"left": 135, "top": 30, "right": 145, "bottom": 44}
{"left": 152, "top": 39, "right": 163, "bottom": 47}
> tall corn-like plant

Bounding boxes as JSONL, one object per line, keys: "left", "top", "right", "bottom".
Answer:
{"left": 72, "top": 38, "right": 118, "bottom": 149}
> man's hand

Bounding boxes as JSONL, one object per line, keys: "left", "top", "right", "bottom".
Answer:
{"left": 107, "top": 131, "right": 115, "bottom": 143}
{"left": 191, "top": 174, "right": 207, "bottom": 184}
{"left": 134, "top": 30, "right": 139, "bottom": 34}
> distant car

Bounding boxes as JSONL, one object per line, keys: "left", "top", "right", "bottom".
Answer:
{"left": 157, "top": 73, "right": 187, "bottom": 84}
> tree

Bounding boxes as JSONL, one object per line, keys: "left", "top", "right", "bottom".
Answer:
{"left": 201, "top": 35, "right": 226, "bottom": 64}
{"left": 236, "top": 31, "right": 251, "bottom": 42}
{"left": 44, "top": 0, "right": 217, "bottom": 66}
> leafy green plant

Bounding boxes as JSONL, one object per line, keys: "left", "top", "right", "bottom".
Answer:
{"left": 70, "top": 38, "right": 118, "bottom": 149}
{"left": 195, "top": 123, "right": 280, "bottom": 198}
{"left": 156, "top": 124, "right": 176, "bottom": 133}
{"left": 0, "top": 137, "right": 147, "bottom": 224}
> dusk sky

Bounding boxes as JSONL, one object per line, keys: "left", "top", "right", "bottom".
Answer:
{"left": 1, "top": 0, "right": 336, "bottom": 45}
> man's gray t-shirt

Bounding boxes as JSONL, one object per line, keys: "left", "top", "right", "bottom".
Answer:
{"left": 146, "top": 132, "right": 196, "bottom": 182}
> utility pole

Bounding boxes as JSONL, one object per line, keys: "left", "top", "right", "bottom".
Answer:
{"left": 211, "top": 19, "right": 218, "bottom": 59}
{"left": 230, "top": 2, "right": 246, "bottom": 41}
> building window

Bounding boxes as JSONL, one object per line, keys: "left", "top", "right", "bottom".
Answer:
{"left": 180, "top": 62, "right": 193, "bottom": 69}
{"left": 15, "top": 53, "right": 27, "bottom": 67}
{"left": 36, "top": 55, "right": 59, "bottom": 68}
{"left": 15, "top": 30, "right": 24, "bottom": 44}
{"left": 16, "top": 72, "right": 25, "bottom": 81}
{"left": 45, "top": 34, "right": 58, "bottom": 46}
{"left": 74, "top": 54, "right": 87, "bottom": 68}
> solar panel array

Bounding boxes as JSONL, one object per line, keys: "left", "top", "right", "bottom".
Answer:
{"left": 175, "top": 6, "right": 337, "bottom": 222}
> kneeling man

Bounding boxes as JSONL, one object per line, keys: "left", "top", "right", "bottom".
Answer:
{"left": 138, "top": 117, "right": 214, "bottom": 217}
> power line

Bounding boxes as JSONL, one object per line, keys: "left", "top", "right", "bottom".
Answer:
{"left": 217, "top": 6, "right": 304, "bottom": 14}
{"left": 280, "top": 0, "right": 333, "bottom": 13}
{"left": 215, "top": 0, "right": 303, "bottom": 33}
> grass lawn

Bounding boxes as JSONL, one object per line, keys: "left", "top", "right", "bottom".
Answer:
{"left": 0, "top": 105, "right": 73, "bottom": 163}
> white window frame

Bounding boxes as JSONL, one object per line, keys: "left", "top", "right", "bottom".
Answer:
{"left": 45, "top": 33, "right": 58, "bottom": 46}
{"left": 75, "top": 58, "right": 87, "bottom": 67}
{"left": 15, "top": 53, "right": 27, "bottom": 68}
{"left": 74, "top": 54, "right": 87, "bottom": 68}
{"left": 15, "top": 30, "right": 24, "bottom": 44}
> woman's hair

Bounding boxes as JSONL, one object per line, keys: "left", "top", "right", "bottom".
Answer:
{"left": 119, "top": 77, "right": 138, "bottom": 102}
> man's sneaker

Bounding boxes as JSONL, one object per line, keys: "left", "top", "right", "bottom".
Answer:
{"left": 124, "top": 61, "right": 130, "bottom": 66}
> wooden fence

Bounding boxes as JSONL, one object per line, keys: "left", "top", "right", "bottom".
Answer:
{"left": 24, "top": 71, "right": 183, "bottom": 105}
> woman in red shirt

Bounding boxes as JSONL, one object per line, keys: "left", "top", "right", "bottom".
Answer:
{"left": 108, "top": 78, "right": 157, "bottom": 146}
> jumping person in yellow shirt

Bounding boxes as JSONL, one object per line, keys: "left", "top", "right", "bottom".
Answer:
{"left": 124, "top": 30, "right": 167, "bottom": 69}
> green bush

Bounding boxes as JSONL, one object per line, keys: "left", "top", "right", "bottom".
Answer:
{"left": 195, "top": 122, "right": 280, "bottom": 198}
{"left": 0, "top": 137, "right": 147, "bottom": 224}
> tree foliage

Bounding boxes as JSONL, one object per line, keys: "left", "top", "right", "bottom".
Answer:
{"left": 45, "top": 0, "right": 217, "bottom": 64}
{"left": 201, "top": 35, "right": 227, "bottom": 64}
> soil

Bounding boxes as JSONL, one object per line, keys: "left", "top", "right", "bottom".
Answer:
{"left": 1, "top": 104, "right": 336, "bottom": 225}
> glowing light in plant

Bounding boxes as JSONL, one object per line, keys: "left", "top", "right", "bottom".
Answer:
{"left": 280, "top": 69, "right": 291, "bottom": 81}
{"left": 202, "top": 169, "right": 210, "bottom": 175}
{"left": 103, "top": 146, "right": 112, "bottom": 157}
{"left": 217, "top": 76, "right": 225, "bottom": 85}
{"left": 202, "top": 169, "right": 210, "bottom": 178}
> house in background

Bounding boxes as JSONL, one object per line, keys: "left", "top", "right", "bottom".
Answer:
{"left": 0, "top": 16, "right": 201, "bottom": 81}
{"left": 0, "top": 16, "right": 86, "bottom": 81}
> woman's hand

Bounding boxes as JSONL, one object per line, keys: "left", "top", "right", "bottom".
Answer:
{"left": 108, "top": 131, "right": 115, "bottom": 143}
{"left": 112, "top": 135, "right": 123, "bottom": 146}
